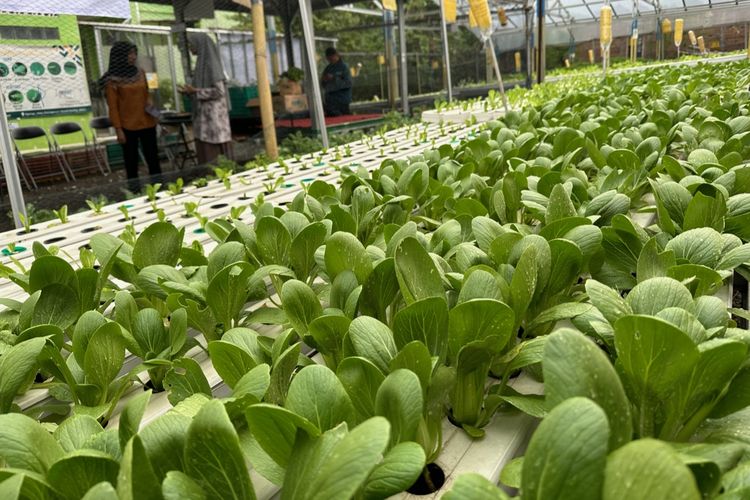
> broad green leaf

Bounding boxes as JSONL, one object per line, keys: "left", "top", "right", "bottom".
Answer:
{"left": 255, "top": 216, "right": 291, "bottom": 266}
{"left": 545, "top": 239, "right": 583, "bottom": 296}
{"left": 28, "top": 255, "right": 77, "bottom": 293}
{"left": 245, "top": 403, "right": 320, "bottom": 475}
{"left": 472, "top": 217, "right": 506, "bottom": 254}
{"left": 207, "top": 242, "right": 247, "bottom": 280}
{"left": 82, "top": 482, "right": 119, "bottom": 500}
{"left": 509, "top": 246, "right": 537, "bottom": 326}
{"left": 117, "top": 435, "right": 162, "bottom": 500}
{"left": 84, "top": 322, "right": 125, "bottom": 392}
{"left": 614, "top": 315, "right": 699, "bottom": 436}
{"left": 283, "top": 417, "right": 390, "bottom": 500}
{"left": 32, "top": 284, "right": 79, "bottom": 330}
{"left": 603, "top": 439, "right": 701, "bottom": 500}
{"left": 133, "top": 308, "right": 169, "bottom": 358}
{"left": 665, "top": 228, "right": 723, "bottom": 268}
{"left": 394, "top": 237, "right": 444, "bottom": 305}
{"left": 162, "top": 471, "right": 206, "bottom": 500}
{"left": 448, "top": 299, "right": 514, "bottom": 362}
{"left": 207, "top": 262, "right": 255, "bottom": 331}
{"left": 119, "top": 390, "right": 151, "bottom": 450}
{"left": 324, "top": 232, "right": 373, "bottom": 284}
{"left": 711, "top": 366, "right": 750, "bottom": 418}
{"left": 544, "top": 329, "right": 632, "bottom": 450}
{"left": 348, "top": 317, "right": 398, "bottom": 374}
{"left": 185, "top": 400, "right": 255, "bottom": 500}
{"left": 280, "top": 280, "right": 322, "bottom": 336}
{"left": 0, "top": 337, "right": 45, "bottom": 413}
{"left": 389, "top": 341, "right": 433, "bottom": 395}
{"left": 545, "top": 184, "right": 577, "bottom": 225}
{"left": 444, "top": 473, "right": 509, "bottom": 500}
{"left": 47, "top": 450, "right": 120, "bottom": 500}
{"left": 375, "top": 369, "right": 423, "bottom": 447}
{"left": 522, "top": 397, "right": 609, "bottom": 500}
{"left": 683, "top": 187, "right": 726, "bottom": 232}
{"left": 457, "top": 269, "right": 504, "bottom": 303}
{"left": 133, "top": 222, "right": 183, "bottom": 269}
{"left": 527, "top": 302, "right": 592, "bottom": 330}
{"left": 362, "top": 441, "right": 426, "bottom": 500}
{"left": 637, "top": 238, "right": 676, "bottom": 282}
{"left": 359, "top": 258, "right": 399, "bottom": 321}
{"left": 393, "top": 297, "right": 448, "bottom": 360}
{"left": 285, "top": 365, "right": 355, "bottom": 432}
{"left": 140, "top": 412, "right": 192, "bottom": 481}
{"left": 72, "top": 310, "right": 108, "bottom": 366}
{"left": 164, "top": 358, "right": 212, "bottom": 406}
{"left": 625, "top": 277, "right": 694, "bottom": 316}
{"left": 336, "top": 357, "right": 385, "bottom": 423}
{"left": 291, "top": 222, "right": 327, "bottom": 281}
{"left": 53, "top": 415, "right": 103, "bottom": 453}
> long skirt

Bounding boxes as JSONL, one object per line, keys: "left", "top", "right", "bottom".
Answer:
{"left": 195, "top": 139, "right": 233, "bottom": 166}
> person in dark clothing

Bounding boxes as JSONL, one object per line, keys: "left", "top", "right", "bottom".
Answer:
{"left": 100, "top": 41, "right": 162, "bottom": 194}
{"left": 321, "top": 47, "right": 352, "bottom": 117}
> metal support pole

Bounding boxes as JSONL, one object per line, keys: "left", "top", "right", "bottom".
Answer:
{"left": 167, "top": 34, "right": 182, "bottom": 112}
{"left": 525, "top": 2, "right": 533, "bottom": 88}
{"left": 251, "top": 0, "right": 279, "bottom": 159}
{"left": 487, "top": 38, "right": 509, "bottom": 112}
{"left": 94, "top": 28, "right": 105, "bottom": 80}
{"left": 536, "top": 0, "right": 545, "bottom": 84}
{"left": 267, "top": 16, "right": 281, "bottom": 81}
{"left": 298, "top": 0, "right": 329, "bottom": 148}
{"left": 397, "top": 0, "right": 409, "bottom": 115}
{"left": 0, "top": 96, "right": 27, "bottom": 229}
{"left": 283, "top": 17, "right": 295, "bottom": 68}
{"left": 438, "top": 0, "right": 453, "bottom": 101}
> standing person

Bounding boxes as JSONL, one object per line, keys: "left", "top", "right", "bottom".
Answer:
{"left": 321, "top": 47, "right": 353, "bottom": 117}
{"left": 179, "top": 33, "right": 232, "bottom": 165}
{"left": 101, "top": 40, "right": 161, "bottom": 194}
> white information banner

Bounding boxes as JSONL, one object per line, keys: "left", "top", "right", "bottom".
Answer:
{"left": 0, "top": 1, "right": 131, "bottom": 19}
{"left": 0, "top": 45, "right": 91, "bottom": 118}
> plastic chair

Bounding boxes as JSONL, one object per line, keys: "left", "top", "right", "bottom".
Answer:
{"left": 11, "top": 126, "right": 72, "bottom": 189}
{"left": 50, "top": 122, "right": 105, "bottom": 178}
{"left": 89, "top": 116, "right": 116, "bottom": 174}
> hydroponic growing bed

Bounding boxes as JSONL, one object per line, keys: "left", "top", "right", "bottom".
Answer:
{"left": 1, "top": 58, "right": 750, "bottom": 500}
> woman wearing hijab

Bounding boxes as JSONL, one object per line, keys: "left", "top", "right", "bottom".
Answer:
{"left": 179, "top": 33, "right": 232, "bottom": 165}
{"left": 101, "top": 41, "right": 161, "bottom": 193}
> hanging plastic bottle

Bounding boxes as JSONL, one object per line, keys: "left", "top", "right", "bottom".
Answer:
{"left": 498, "top": 8, "right": 508, "bottom": 26}
{"left": 588, "top": 48, "right": 595, "bottom": 64}
{"left": 697, "top": 35, "right": 706, "bottom": 55}
{"left": 688, "top": 30, "right": 697, "bottom": 46}
{"left": 514, "top": 51, "right": 522, "bottom": 72}
{"left": 674, "top": 18, "right": 684, "bottom": 57}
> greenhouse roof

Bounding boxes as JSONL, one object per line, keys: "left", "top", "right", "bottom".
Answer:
{"left": 484, "top": 0, "right": 750, "bottom": 31}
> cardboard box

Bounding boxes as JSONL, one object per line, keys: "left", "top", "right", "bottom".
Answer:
{"left": 273, "top": 94, "right": 308, "bottom": 113}
{"left": 278, "top": 79, "right": 303, "bottom": 96}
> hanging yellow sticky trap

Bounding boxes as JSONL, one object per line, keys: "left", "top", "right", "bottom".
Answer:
{"left": 588, "top": 48, "right": 595, "bottom": 63}
{"left": 444, "top": 0, "right": 457, "bottom": 24}
{"left": 514, "top": 51, "right": 521, "bottom": 72}
{"left": 469, "top": 9, "right": 477, "bottom": 28}
{"left": 674, "top": 19, "right": 684, "bottom": 47}
{"left": 431, "top": 60, "right": 439, "bottom": 69}
{"left": 661, "top": 18, "right": 672, "bottom": 34}
{"left": 382, "top": 0, "right": 397, "bottom": 11}
{"left": 377, "top": 54, "right": 385, "bottom": 65}
{"left": 697, "top": 35, "right": 706, "bottom": 54}
{"left": 600, "top": 6, "right": 613, "bottom": 47}
{"left": 469, "top": 0, "right": 492, "bottom": 30}
{"left": 498, "top": 8, "right": 508, "bottom": 26}
{"left": 564, "top": 58, "right": 571, "bottom": 68}
{"left": 688, "top": 30, "right": 697, "bottom": 46}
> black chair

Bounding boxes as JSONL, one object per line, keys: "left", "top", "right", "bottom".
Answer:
{"left": 89, "top": 116, "right": 116, "bottom": 174}
{"left": 11, "top": 126, "right": 72, "bottom": 189}
{"left": 50, "top": 122, "right": 106, "bottom": 178}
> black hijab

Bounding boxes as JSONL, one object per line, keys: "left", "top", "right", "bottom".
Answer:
{"left": 99, "top": 41, "right": 138, "bottom": 88}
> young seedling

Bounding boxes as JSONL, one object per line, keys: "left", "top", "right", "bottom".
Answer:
{"left": 18, "top": 213, "right": 32, "bottom": 234}
{"left": 167, "top": 178, "right": 184, "bottom": 196}
{"left": 118, "top": 205, "right": 131, "bottom": 221}
{"left": 52, "top": 205, "right": 69, "bottom": 224}
{"left": 230, "top": 205, "right": 248, "bottom": 220}
{"left": 193, "top": 177, "right": 208, "bottom": 188}
{"left": 86, "top": 196, "right": 107, "bottom": 215}
{"left": 183, "top": 201, "right": 200, "bottom": 218}
{"left": 344, "top": 144, "right": 352, "bottom": 157}
{"left": 250, "top": 193, "right": 265, "bottom": 214}
{"left": 79, "top": 247, "right": 96, "bottom": 269}
{"left": 156, "top": 208, "right": 167, "bottom": 223}
{"left": 145, "top": 183, "right": 162, "bottom": 203}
